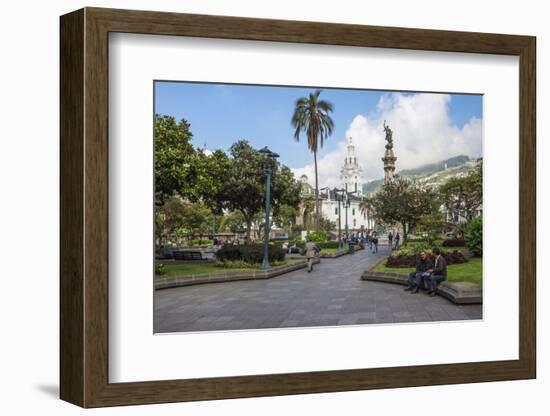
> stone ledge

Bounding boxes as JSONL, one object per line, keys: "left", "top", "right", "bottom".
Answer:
{"left": 155, "top": 259, "right": 320, "bottom": 290}
{"left": 361, "top": 271, "right": 482, "bottom": 305}
{"left": 320, "top": 251, "right": 348, "bottom": 258}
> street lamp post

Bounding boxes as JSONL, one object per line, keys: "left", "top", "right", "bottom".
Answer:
{"left": 211, "top": 213, "right": 216, "bottom": 241}
{"left": 320, "top": 186, "right": 344, "bottom": 252}
{"left": 259, "top": 146, "right": 279, "bottom": 270}
{"left": 331, "top": 188, "right": 344, "bottom": 251}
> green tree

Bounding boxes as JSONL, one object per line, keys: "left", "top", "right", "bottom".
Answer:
{"left": 157, "top": 197, "right": 212, "bottom": 245}
{"left": 413, "top": 212, "right": 445, "bottom": 246}
{"left": 273, "top": 204, "right": 299, "bottom": 234}
{"left": 219, "top": 140, "right": 301, "bottom": 241}
{"left": 154, "top": 114, "right": 195, "bottom": 205}
{"left": 191, "top": 149, "right": 231, "bottom": 214}
{"left": 291, "top": 90, "right": 334, "bottom": 232}
{"left": 272, "top": 165, "right": 302, "bottom": 219}
{"left": 179, "top": 202, "right": 212, "bottom": 239}
{"left": 219, "top": 211, "right": 246, "bottom": 234}
{"left": 156, "top": 196, "right": 187, "bottom": 248}
{"left": 440, "top": 164, "right": 482, "bottom": 221}
{"left": 369, "top": 177, "right": 439, "bottom": 241}
{"left": 466, "top": 214, "right": 483, "bottom": 256}
{"left": 318, "top": 216, "right": 336, "bottom": 234}
{"left": 219, "top": 141, "right": 264, "bottom": 240}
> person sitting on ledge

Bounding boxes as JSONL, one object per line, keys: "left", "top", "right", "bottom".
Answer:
{"left": 426, "top": 247, "right": 447, "bottom": 297}
{"left": 405, "top": 250, "right": 433, "bottom": 294}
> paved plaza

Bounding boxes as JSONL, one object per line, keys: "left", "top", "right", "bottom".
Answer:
{"left": 154, "top": 245, "right": 482, "bottom": 333}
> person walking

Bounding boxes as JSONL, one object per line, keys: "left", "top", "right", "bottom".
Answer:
{"left": 426, "top": 247, "right": 447, "bottom": 296}
{"left": 305, "top": 241, "right": 320, "bottom": 272}
{"left": 394, "top": 232, "right": 400, "bottom": 250}
{"left": 388, "top": 231, "right": 393, "bottom": 250}
{"left": 371, "top": 232, "right": 379, "bottom": 253}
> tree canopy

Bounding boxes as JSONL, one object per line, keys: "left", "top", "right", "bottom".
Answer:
{"left": 154, "top": 114, "right": 195, "bottom": 205}
{"left": 218, "top": 140, "right": 301, "bottom": 240}
{"left": 369, "top": 177, "right": 439, "bottom": 241}
{"left": 439, "top": 163, "right": 482, "bottom": 221}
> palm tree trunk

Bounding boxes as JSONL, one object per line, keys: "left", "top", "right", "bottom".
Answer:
{"left": 314, "top": 150, "right": 320, "bottom": 232}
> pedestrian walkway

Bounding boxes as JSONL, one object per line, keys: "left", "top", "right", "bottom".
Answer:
{"left": 154, "top": 244, "right": 482, "bottom": 333}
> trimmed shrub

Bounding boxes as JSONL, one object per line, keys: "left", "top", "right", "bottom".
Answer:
{"left": 466, "top": 215, "right": 483, "bottom": 256}
{"left": 385, "top": 250, "right": 467, "bottom": 268}
{"left": 215, "top": 244, "right": 285, "bottom": 264}
{"left": 154, "top": 261, "right": 166, "bottom": 275}
{"left": 190, "top": 239, "right": 213, "bottom": 246}
{"left": 305, "top": 231, "right": 328, "bottom": 242}
{"left": 393, "top": 241, "right": 433, "bottom": 257}
{"left": 316, "top": 241, "right": 340, "bottom": 249}
{"left": 442, "top": 238, "right": 466, "bottom": 247}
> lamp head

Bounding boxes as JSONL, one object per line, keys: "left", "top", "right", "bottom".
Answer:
{"left": 259, "top": 146, "right": 279, "bottom": 159}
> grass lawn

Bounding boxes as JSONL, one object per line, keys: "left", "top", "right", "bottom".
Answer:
{"left": 160, "top": 259, "right": 302, "bottom": 277}
{"left": 372, "top": 257, "right": 482, "bottom": 287}
{"left": 320, "top": 245, "right": 348, "bottom": 255}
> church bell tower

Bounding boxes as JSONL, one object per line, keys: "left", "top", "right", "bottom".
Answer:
{"left": 340, "top": 137, "right": 363, "bottom": 195}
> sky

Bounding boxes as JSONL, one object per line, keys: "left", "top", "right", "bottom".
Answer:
{"left": 155, "top": 81, "right": 482, "bottom": 187}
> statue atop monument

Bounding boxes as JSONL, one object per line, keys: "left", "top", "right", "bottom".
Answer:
{"left": 381, "top": 120, "right": 397, "bottom": 183}
{"left": 383, "top": 120, "right": 393, "bottom": 150}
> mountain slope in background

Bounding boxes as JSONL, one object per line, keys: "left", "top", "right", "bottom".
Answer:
{"left": 363, "top": 155, "right": 480, "bottom": 194}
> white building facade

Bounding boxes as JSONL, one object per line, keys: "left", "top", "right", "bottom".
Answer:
{"left": 320, "top": 137, "right": 373, "bottom": 231}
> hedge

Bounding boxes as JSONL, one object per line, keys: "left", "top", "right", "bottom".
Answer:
{"left": 215, "top": 244, "right": 286, "bottom": 264}
{"left": 385, "top": 250, "right": 467, "bottom": 268}
{"left": 442, "top": 238, "right": 466, "bottom": 247}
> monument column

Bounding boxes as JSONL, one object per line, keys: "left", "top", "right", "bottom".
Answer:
{"left": 382, "top": 120, "right": 397, "bottom": 183}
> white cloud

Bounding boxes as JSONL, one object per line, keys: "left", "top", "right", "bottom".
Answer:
{"left": 292, "top": 93, "right": 482, "bottom": 188}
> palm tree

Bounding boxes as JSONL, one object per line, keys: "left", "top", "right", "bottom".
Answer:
{"left": 291, "top": 90, "right": 334, "bottom": 232}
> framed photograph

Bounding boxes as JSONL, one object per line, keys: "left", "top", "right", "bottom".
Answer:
{"left": 60, "top": 7, "right": 536, "bottom": 408}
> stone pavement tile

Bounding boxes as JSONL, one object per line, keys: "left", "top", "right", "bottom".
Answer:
{"left": 459, "top": 305, "right": 483, "bottom": 319}
{"left": 425, "top": 307, "right": 452, "bottom": 321}
{"left": 337, "top": 314, "right": 360, "bottom": 325}
{"left": 392, "top": 311, "right": 413, "bottom": 322}
{"left": 440, "top": 306, "right": 469, "bottom": 320}
{"left": 357, "top": 312, "right": 376, "bottom": 320}
{"left": 371, "top": 314, "right": 394, "bottom": 324}
{"left": 411, "top": 312, "right": 433, "bottom": 322}
{"left": 154, "top": 247, "right": 480, "bottom": 333}
{"left": 279, "top": 319, "right": 302, "bottom": 328}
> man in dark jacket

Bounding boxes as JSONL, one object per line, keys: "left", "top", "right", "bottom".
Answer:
{"left": 426, "top": 247, "right": 447, "bottom": 296}
{"left": 405, "top": 251, "right": 433, "bottom": 294}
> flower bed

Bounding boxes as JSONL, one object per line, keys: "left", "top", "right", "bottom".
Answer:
{"left": 385, "top": 250, "right": 467, "bottom": 268}
{"left": 442, "top": 238, "right": 466, "bottom": 247}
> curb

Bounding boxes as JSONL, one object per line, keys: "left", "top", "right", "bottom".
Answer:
{"left": 361, "top": 271, "right": 482, "bottom": 305}
{"left": 155, "top": 259, "right": 320, "bottom": 290}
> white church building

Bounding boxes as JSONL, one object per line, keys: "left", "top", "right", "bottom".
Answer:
{"left": 299, "top": 137, "right": 374, "bottom": 231}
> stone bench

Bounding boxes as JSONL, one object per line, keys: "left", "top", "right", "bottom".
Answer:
{"left": 172, "top": 250, "right": 204, "bottom": 261}
{"left": 361, "top": 270, "right": 482, "bottom": 304}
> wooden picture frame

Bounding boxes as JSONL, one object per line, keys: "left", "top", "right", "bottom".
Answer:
{"left": 60, "top": 7, "right": 536, "bottom": 408}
